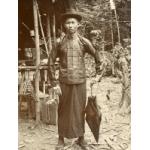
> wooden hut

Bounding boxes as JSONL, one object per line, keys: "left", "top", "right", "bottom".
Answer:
{"left": 18, "top": 0, "right": 77, "bottom": 123}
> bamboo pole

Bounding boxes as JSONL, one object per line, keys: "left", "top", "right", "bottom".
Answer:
{"left": 45, "top": 12, "right": 52, "bottom": 94}
{"left": 109, "top": 0, "right": 121, "bottom": 43}
{"left": 53, "top": 13, "right": 56, "bottom": 47}
{"left": 110, "top": 22, "right": 114, "bottom": 47}
{"left": 101, "top": 20, "right": 105, "bottom": 56}
{"left": 47, "top": 12, "right": 52, "bottom": 53}
{"left": 52, "top": 0, "right": 56, "bottom": 48}
{"left": 110, "top": 12, "right": 114, "bottom": 48}
{"left": 33, "top": 0, "right": 40, "bottom": 123}
{"left": 112, "top": 4, "right": 121, "bottom": 76}
{"left": 110, "top": 12, "right": 115, "bottom": 75}
{"left": 36, "top": 2, "right": 49, "bottom": 56}
{"left": 114, "top": 8, "right": 121, "bottom": 43}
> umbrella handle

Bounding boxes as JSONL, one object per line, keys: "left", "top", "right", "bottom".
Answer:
{"left": 90, "top": 83, "right": 93, "bottom": 97}
{"left": 90, "top": 80, "right": 102, "bottom": 97}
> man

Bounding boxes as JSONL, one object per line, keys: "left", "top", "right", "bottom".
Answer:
{"left": 48, "top": 9, "right": 101, "bottom": 150}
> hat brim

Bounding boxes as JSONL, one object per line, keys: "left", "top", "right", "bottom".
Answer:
{"left": 61, "top": 13, "right": 82, "bottom": 22}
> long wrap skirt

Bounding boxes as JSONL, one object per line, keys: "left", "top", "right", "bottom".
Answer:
{"left": 58, "top": 82, "right": 86, "bottom": 139}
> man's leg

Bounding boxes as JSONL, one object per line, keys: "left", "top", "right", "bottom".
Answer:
{"left": 76, "top": 136, "right": 89, "bottom": 150}
{"left": 58, "top": 136, "right": 64, "bottom": 145}
{"left": 78, "top": 136, "right": 87, "bottom": 144}
{"left": 55, "top": 136, "right": 65, "bottom": 150}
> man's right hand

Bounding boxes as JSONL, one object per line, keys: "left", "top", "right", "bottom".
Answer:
{"left": 53, "top": 85, "right": 62, "bottom": 96}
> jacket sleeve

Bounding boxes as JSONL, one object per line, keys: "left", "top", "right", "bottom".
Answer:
{"left": 82, "top": 37, "right": 101, "bottom": 74}
{"left": 48, "top": 43, "right": 60, "bottom": 87}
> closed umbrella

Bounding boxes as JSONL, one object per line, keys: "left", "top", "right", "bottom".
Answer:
{"left": 85, "top": 81, "right": 102, "bottom": 143}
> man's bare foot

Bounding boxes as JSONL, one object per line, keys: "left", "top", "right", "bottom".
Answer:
{"left": 76, "top": 136, "right": 89, "bottom": 150}
{"left": 55, "top": 136, "right": 64, "bottom": 150}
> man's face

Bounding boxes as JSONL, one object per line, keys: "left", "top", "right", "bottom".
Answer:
{"left": 64, "top": 18, "right": 79, "bottom": 34}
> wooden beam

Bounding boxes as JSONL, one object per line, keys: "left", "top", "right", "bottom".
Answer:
{"left": 18, "top": 65, "right": 48, "bottom": 71}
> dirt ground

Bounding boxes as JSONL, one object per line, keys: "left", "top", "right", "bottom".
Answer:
{"left": 19, "top": 77, "right": 130, "bottom": 150}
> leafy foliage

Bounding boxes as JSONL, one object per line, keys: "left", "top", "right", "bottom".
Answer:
{"left": 76, "top": 0, "right": 131, "bottom": 47}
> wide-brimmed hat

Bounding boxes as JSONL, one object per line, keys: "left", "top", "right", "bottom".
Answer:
{"left": 61, "top": 8, "right": 82, "bottom": 22}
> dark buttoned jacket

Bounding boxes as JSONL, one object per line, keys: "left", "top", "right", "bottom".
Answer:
{"left": 48, "top": 34, "right": 101, "bottom": 86}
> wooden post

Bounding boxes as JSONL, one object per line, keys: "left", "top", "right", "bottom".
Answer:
{"left": 110, "top": 11, "right": 114, "bottom": 48}
{"left": 114, "top": 8, "right": 120, "bottom": 43}
{"left": 109, "top": 0, "right": 120, "bottom": 43}
{"left": 47, "top": 12, "right": 52, "bottom": 53}
{"left": 53, "top": 13, "right": 56, "bottom": 47}
{"left": 110, "top": 12, "right": 115, "bottom": 75}
{"left": 101, "top": 19, "right": 105, "bottom": 56}
{"left": 52, "top": 0, "right": 56, "bottom": 48}
{"left": 33, "top": 0, "right": 40, "bottom": 123}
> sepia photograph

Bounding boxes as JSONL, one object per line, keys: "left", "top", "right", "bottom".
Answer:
{"left": 18, "top": 0, "right": 131, "bottom": 149}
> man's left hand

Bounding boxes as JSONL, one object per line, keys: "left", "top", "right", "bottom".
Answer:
{"left": 90, "top": 74, "right": 102, "bottom": 86}
{"left": 95, "top": 74, "right": 103, "bottom": 82}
